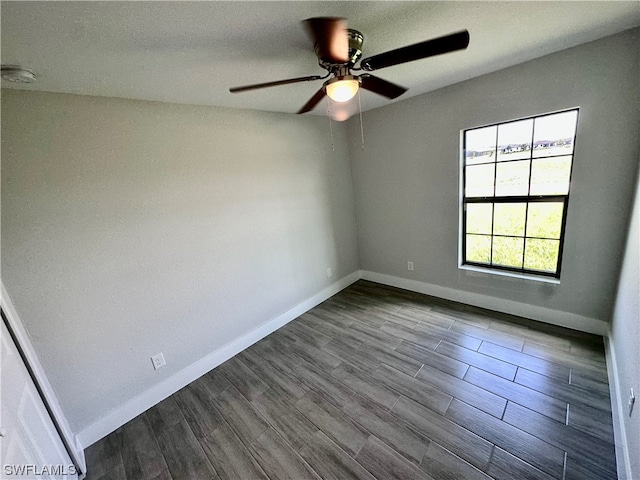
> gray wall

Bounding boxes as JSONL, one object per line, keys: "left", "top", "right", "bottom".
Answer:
{"left": 347, "top": 28, "right": 639, "bottom": 326}
{"left": 2, "top": 28, "right": 638, "bottom": 452}
{"left": 610, "top": 167, "right": 639, "bottom": 479}
{"left": 1, "top": 90, "right": 359, "bottom": 434}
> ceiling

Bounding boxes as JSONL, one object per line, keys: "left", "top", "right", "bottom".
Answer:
{"left": 2, "top": 1, "right": 639, "bottom": 116}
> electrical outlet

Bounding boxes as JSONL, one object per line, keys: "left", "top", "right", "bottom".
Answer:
{"left": 629, "top": 388, "right": 636, "bottom": 416}
{"left": 327, "top": 267, "right": 332, "bottom": 278}
{"left": 151, "top": 353, "right": 166, "bottom": 370}
{"left": 407, "top": 261, "right": 414, "bottom": 271}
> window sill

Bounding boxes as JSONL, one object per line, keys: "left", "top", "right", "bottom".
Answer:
{"left": 458, "top": 264, "right": 561, "bottom": 285}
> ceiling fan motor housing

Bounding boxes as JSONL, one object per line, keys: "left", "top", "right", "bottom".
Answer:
{"left": 316, "top": 28, "right": 364, "bottom": 69}
{"left": 347, "top": 29, "right": 364, "bottom": 65}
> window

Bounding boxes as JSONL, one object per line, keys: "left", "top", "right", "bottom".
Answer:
{"left": 461, "top": 109, "right": 578, "bottom": 278}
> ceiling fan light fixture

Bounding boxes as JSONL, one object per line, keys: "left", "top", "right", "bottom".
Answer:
{"left": 325, "top": 76, "right": 359, "bottom": 102}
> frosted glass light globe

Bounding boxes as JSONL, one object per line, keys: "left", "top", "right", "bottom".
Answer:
{"left": 326, "top": 79, "right": 359, "bottom": 102}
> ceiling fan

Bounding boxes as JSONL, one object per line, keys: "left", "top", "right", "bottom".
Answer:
{"left": 229, "top": 17, "right": 470, "bottom": 114}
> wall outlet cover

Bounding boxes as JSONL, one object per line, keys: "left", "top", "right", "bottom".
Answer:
{"left": 151, "top": 353, "right": 166, "bottom": 370}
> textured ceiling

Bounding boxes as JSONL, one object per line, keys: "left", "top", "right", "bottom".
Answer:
{"left": 2, "top": 1, "right": 639, "bottom": 115}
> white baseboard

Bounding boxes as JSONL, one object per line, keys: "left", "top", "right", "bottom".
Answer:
{"left": 604, "top": 334, "right": 632, "bottom": 480}
{"left": 360, "top": 270, "right": 608, "bottom": 336}
{"left": 1, "top": 281, "right": 87, "bottom": 475}
{"left": 77, "top": 271, "right": 360, "bottom": 448}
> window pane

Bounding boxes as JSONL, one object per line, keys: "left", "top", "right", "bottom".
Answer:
{"left": 533, "top": 110, "right": 578, "bottom": 158}
{"left": 466, "top": 234, "right": 491, "bottom": 264}
{"left": 524, "top": 239, "right": 560, "bottom": 272}
{"left": 492, "top": 236, "right": 524, "bottom": 268}
{"left": 530, "top": 156, "right": 572, "bottom": 195}
{"left": 465, "top": 126, "right": 497, "bottom": 165}
{"left": 526, "top": 202, "right": 564, "bottom": 239}
{"left": 466, "top": 203, "right": 493, "bottom": 234}
{"left": 493, "top": 203, "right": 526, "bottom": 236}
{"left": 465, "top": 164, "right": 495, "bottom": 197}
{"left": 497, "top": 119, "right": 533, "bottom": 161}
{"left": 495, "top": 160, "right": 530, "bottom": 196}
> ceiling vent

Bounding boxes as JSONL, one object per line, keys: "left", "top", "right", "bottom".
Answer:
{"left": 1, "top": 65, "right": 36, "bottom": 83}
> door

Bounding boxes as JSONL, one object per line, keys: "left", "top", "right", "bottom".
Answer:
{"left": 1, "top": 316, "right": 77, "bottom": 479}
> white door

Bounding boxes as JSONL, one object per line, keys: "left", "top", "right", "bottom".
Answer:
{"left": 1, "top": 318, "right": 77, "bottom": 480}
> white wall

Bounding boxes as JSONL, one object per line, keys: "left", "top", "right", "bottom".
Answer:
{"left": 348, "top": 28, "right": 639, "bottom": 331}
{"left": 609, "top": 166, "right": 639, "bottom": 479}
{"left": 1, "top": 90, "right": 359, "bottom": 438}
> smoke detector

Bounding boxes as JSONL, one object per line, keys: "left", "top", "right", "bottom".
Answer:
{"left": 1, "top": 65, "right": 36, "bottom": 83}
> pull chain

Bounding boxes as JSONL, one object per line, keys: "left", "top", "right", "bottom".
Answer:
{"left": 326, "top": 98, "right": 335, "bottom": 152}
{"left": 358, "top": 88, "right": 365, "bottom": 151}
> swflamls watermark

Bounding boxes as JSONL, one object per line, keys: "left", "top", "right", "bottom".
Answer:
{"left": 3, "top": 464, "right": 77, "bottom": 476}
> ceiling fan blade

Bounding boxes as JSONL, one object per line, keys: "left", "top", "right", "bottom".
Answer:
{"left": 229, "top": 75, "right": 325, "bottom": 93}
{"left": 297, "top": 87, "right": 326, "bottom": 114}
{"left": 360, "top": 30, "right": 470, "bottom": 71}
{"left": 304, "top": 17, "right": 349, "bottom": 64}
{"left": 360, "top": 74, "right": 407, "bottom": 99}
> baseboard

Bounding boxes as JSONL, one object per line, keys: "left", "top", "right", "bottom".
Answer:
{"left": 360, "top": 270, "right": 608, "bottom": 336}
{"left": 77, "top": 271, "right": 360, "bottom": 448}
{"left": 1, "top": 281, "right": 87, "bottom": 475}
{"left": 604, "top": 334, "right": 632, "bottom": 480}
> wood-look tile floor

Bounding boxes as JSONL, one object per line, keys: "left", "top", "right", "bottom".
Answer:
{"left": 85, "top": 281, "right": 617, "bottom": 480}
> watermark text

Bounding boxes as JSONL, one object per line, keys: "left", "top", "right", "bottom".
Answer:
{"left": 4, "top": 464, "right": 77, "bottom": 476}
